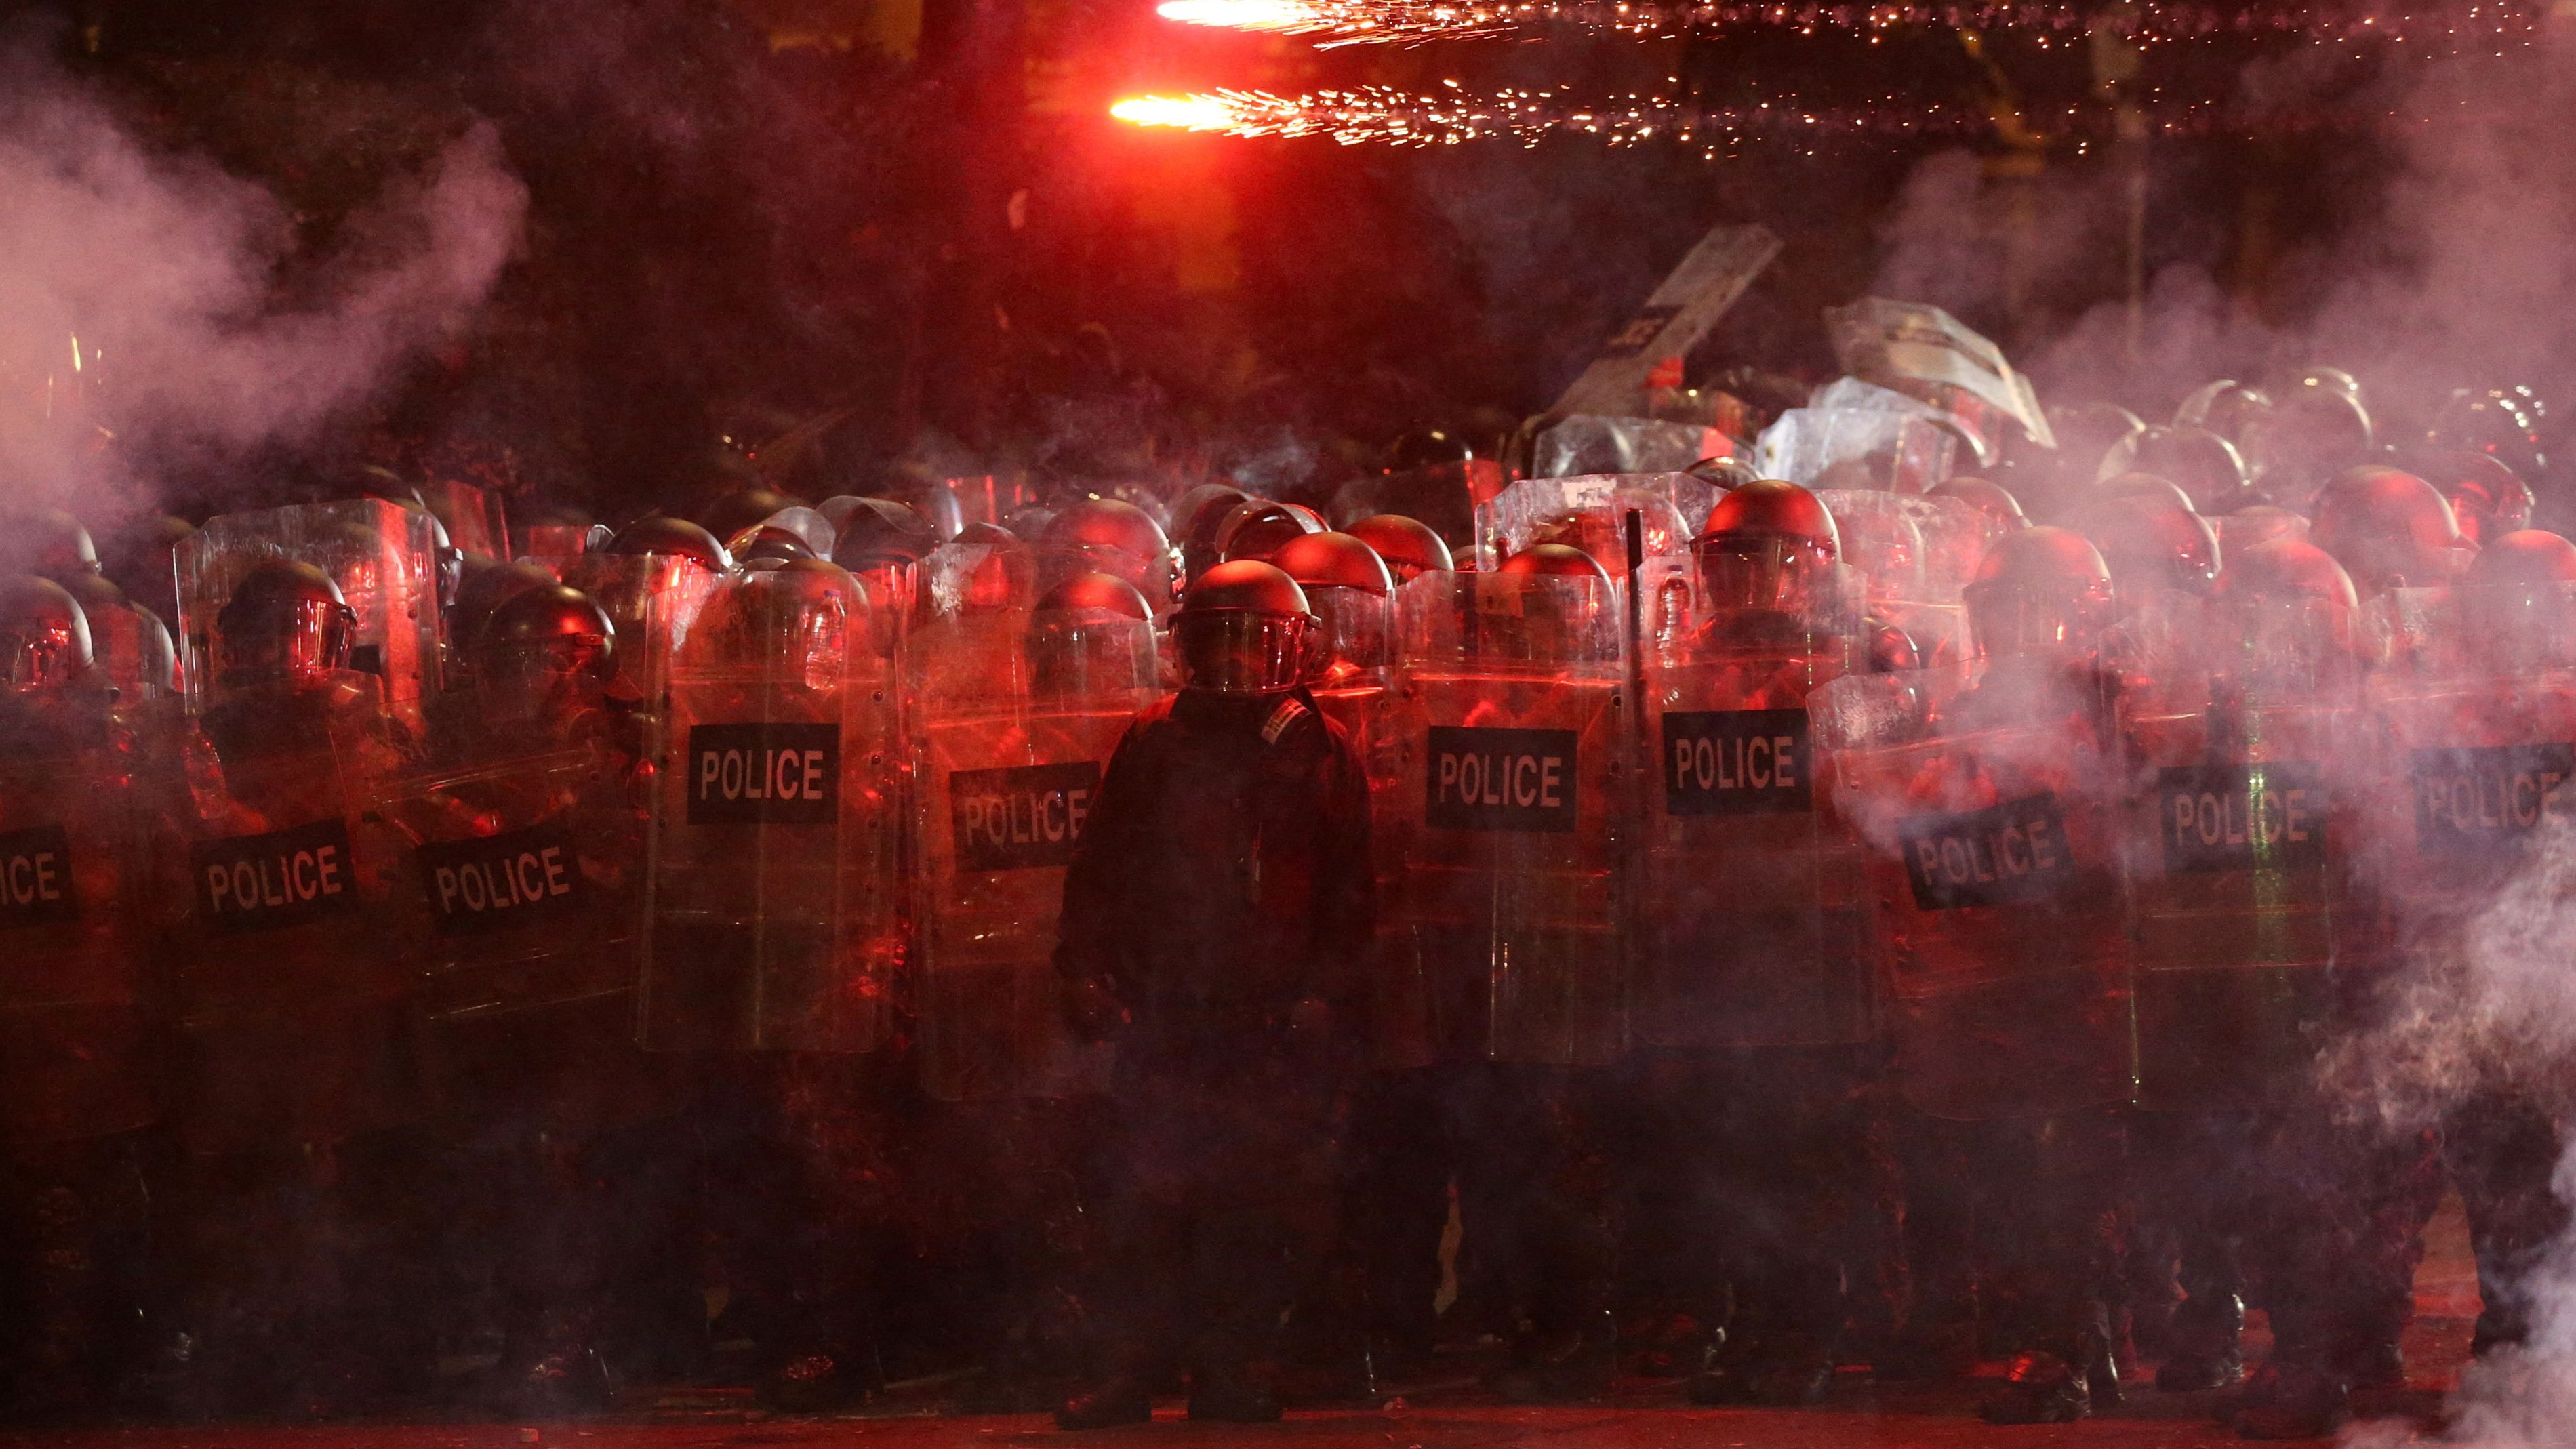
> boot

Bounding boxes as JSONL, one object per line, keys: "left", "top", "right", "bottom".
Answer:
{"left": 1055, "top": 1374, "right": 1154, "bottom": 1430}
{"left": 2157, "top": 1292, "right": 2246, "bottom": 1392}
{"left": 482, "top": 1339, "right": 613, "bottom": 1418}
{"left": 2232, "top": 1358, "right": 2348, "bottom": 1440}
{"left": 1979, "top": 1350, "right": 2093, "bottom": 1425}
{"left": 1188, "top": 1364, "right": 1282, "bottom": 1422}
{"left": 1486, "top": 1311, "right": 1616, "bottom": 1404}
{"left": 1982, "top": 1303, "right": 2119, "bottom": 1424}
{"left": 758, "top": 1346, "right": 873, "bottom": 1413}
{"left": 2081, "top": 1303, "right": 2125, "bottom": 1410}
{"left": 1688, "top": 1328, "right": 1834, "bottom": 1407}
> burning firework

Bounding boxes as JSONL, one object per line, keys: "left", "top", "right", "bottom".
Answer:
{"left": 1112, "top": 83, "right": 2413, "bottom": 152}
{"left": 1152, "top": 0, "right": 2542, "bottom": 48}
{"left": 1110, "top": 94, "right": 1257, "bottom": 131}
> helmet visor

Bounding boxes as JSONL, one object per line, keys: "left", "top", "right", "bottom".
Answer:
{"left": 1175, "top": 610, "right": 1314, "bottom": 695}
{"left": 1049, "top": 542, "right": 1176, "bottom": 608}
{"left": 2463, "top": 581, "right": 2576, "bottom": 673}
{"left": 1029, "top": 615, "right": 1159, "bottom": 697}
{"left": 0, "top": 624, "right": 81, "bottom": 691}
{"left": 2208, "top": 597, "right": 2356, "bottom": 687}
{"left": 220, "top": 597, "right": 353, "bottom": 685}
{"left": 1304, "top": 586, "right": 1392, "bottom": 678}
{"left": 479, "top": 636, "right": 611, "bottom": 724}
{"left": 1695, "top": 536, "right": 1838, "bottom": 616}
{"left": 489, "top": 635, "right": 613, "bottom": 689}
{"left": 1966, "top": 577, "right": 2114, "bottom": 661}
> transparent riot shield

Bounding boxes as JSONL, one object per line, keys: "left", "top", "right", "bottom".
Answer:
{"left": 1294, "top": 581, "right": 1421, "bottom": 1069}
{"left": 1818, "top": 489, "right": 1982, "bottom": 664}
{"left": 175, "top": 500, "right": 445, "bottom": 725}
{"left": 1388, "top": 570, "right": 1628, "bottom": 1065}
{"left": 914, "top": 612, "right": 1159, "bottom": 1099}
{"left": 0, "top": 741, "right": 155, "bottom": 1147}
{"left": 1817, "top": 664, "right": 2135, "bottom": 1119}
{"left": 1327, "top": 460, "right": 1507, "bottom": 557}
{"left": 2120, "top": 594, "right": 2367, "bottom": 1109}
{"left": 1638, "top": 560, "right": 1877, "bottom": 1048}
{"left": 520, "top": 524, "right": 613, "bottom": 560}
{"left": 418, "top": 477, "right": 509, "bottom": 560}
{"left": 550, "top": 553, "right": 721, "bottom": 714}
{"left": 160, "top": 672, "right": 419, "bottom": 1154}
{"left": 376, "top": 744, "right": 664, "bottom": 1129}
{"left": 2365, "top": 582, "right": 2576, "bottom": 973}
{"left": 1475, "top": 474, "right": 1711, "bottom": 569}
{"left": 910, "top": 542, "right": 1037, "bottom": 708}
{"left": 641, "top": 566, "right": 900, "bottom": 1053}
{"left": 75, "top": 590, "right": 178, "bottom": 703}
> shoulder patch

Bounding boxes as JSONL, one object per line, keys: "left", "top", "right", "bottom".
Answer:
{"left": 1260, "top": 695, "right": 1310, "bottom": 745}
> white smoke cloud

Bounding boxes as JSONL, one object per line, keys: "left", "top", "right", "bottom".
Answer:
{"left": 2332, "top": 813, "right": 2576, "bottom": 1446}
{"left": 1860, "top": 32, "right": 2576, "bottom": 1446}
{"left": 0, "top": 40, "right": 527, "bottom": 518}
{"left": 1868, "top": 28, "right": 2576, "bottom": 428}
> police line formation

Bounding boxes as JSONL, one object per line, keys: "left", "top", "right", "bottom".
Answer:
{"left": 0, "top": 369, "right": 2562, "bottom": 1435}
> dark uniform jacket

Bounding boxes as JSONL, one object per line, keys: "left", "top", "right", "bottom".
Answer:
{"left": 1055, "top": 686, "right": 1374, "bottom": 1068}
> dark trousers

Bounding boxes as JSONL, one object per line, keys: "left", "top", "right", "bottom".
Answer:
{"left": 1341, "top": 1063, "right": 1612, "bottom": 1353}
{"left": 1088, "top": 1050, "right": 1337, "bottom": 1383}
{"left": 679, "top": 1054, "right": 898, "bottom": 1378}
{"left": 1608, "top": 1048, "right": 1892, "bottom": 1353}
{"left": 2123, "top": 1111, "right": 2259, "bottom": 1350}
{"left": 1899, "top": 1109, "right": 2128, "bottom": 1364}
{"left": 167, "top": 1127, "right": 443, "bottom": 1409}
{"left": 2442, "top": 1090, "right": 2564, "bottom": 1355}
{"left": 906, "top": 1095, "right": 1104, "bottom": 1390}
{"left": 0, "top": 1133, "right": 157, "bottom": 1413}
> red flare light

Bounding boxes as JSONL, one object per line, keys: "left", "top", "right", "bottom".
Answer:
{"left": 1112, "top": 94, "right": 1249, "bottom": 131}
{"left": 1154, "top": 0, "right": 1338, "bottom": 29}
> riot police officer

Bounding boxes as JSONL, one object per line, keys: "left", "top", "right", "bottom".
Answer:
{"left": 1345, "top": 516, "right": 1455, "bottom": 584}
{"left": 158, "top": 552, "right": 428, "bottom": 1415}
{"left": 2320, "top": 527, "right": 2576, "bottom": 1439}
{"left": 1053, "top": 559, "right": 1372, "bottom": 1428}
{"left": 0, "top": 577, "right": 157, "bottom": 1417}
{"left": 1039, "top": 502, "right": 1180, "bottom": 615}
{"left": 2119, "top": 539, "right": 2379, "bottom": 1420}
{"left": 643, "top": 556, "right": 906, "bottom": 1409}
{"left": 1819, "top": 527, "right": 2137, "bottom": 1423}
{"left": 2100, "top": 428, "right": 2255, "bottom": 515}
{"left": 2312, "top": 468, "right": 2476, "bottom": 596}
{"left": 913, "top": 567, "right": 1162, "bottom": 1408}
{"left": 1388, "top": 543, "right": 1628, "bottom": 1404}
{"left": 401, "top": 583, "right": 675, "bottom": 1410}
{"left": 58, "top": 574, "right": 176, "bottom": 704}
{"left": 1632, "top": 482, "right": 1891, "bottom": 1406}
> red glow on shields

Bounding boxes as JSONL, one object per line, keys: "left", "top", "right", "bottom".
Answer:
{"left": 1111, "top": 94, "right": 1243, "bottom": 132}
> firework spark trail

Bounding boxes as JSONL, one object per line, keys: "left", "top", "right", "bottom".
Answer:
{"left": 1153, "top": 0, "right": 2543, "bottom": 48}
{"left": 1113, "top": 84, "right": 2426, "bottom": 151}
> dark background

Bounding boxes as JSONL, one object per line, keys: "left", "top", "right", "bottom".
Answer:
{"left": 1, "top": 0, "right": 2407, "bottom": 521}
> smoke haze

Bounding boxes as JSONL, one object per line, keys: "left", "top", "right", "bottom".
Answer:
{"left": 1859, "top": 30, "right": 2576, "bottom": 1444}
{"left": 2327, "top": 810, "right": 2576, "bottom": 1447}
{"left": 0, "top": 37, "right": 526, "bottom": 517}
{"left": 1868, "top": 30, "right": 2576, "bottom": 426}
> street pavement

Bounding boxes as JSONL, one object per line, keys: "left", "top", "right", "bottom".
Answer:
{"left": 16, "top": 1201, "right": 2489, "bottom": 1449}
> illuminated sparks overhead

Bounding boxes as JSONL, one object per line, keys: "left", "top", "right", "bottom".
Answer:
{"left": 1112, "top": 94, "right": 1253, "bottom": 130}
{"left": 1152, "top": 0, "right": 2545, "bottom": 49}
{"left": 1154, "top": 0, "right": 1344, "bottom": 30}
{"left": 1112, "top": 83, "right": 2444, "bottom": 152}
